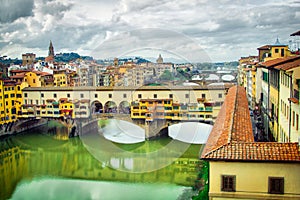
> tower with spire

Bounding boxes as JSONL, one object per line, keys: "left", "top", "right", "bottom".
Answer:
{"left": 48, "top": 40, "right": 55, "bottom": 57}
{"left": 45, "top": 40, "right": 55, "bottom": 63}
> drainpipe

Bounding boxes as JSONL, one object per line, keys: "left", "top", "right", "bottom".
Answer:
{"left": 277, "top": 77, "right": 280, "bottom": 142}
{"left": 289, "top": 99, "right": 292, "bottom": 142}
{"left": 288, "top": 73, "right": 293, "bottom": 142}
{"left": 267, "top": 72, "right": 270, "bottom": 141}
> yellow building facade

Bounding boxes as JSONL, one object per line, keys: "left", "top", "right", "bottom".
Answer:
{"left": 2, "top": 80, "right": 18, "bottom": 124}
{"left": 0, "top": 76, "right": 4, "bottom": 125}
{"left": 131, "top": 98, "right": 218, "bottom": 123}
{"left": 25, "top": 72, "right": 42, "bottom": 87}
{"left": 53, "top": 70, "right": 67, "bottom": 87}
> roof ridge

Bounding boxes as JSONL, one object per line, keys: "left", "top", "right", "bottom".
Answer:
{"left": 227, "top": 84, "right": 239, "bottom": 143}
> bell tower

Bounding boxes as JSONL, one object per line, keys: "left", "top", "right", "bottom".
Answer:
{"left": 48, "top": 40, "right": 55, "bottom": 57}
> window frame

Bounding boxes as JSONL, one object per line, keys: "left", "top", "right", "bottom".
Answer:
{"left": 268, "top": 177, "right": 284, "bottom": 194}
{"left": 221, "top": 175, "right": 236, "bottom": 192}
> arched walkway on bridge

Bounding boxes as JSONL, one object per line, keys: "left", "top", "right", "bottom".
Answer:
{"left": 91, "top": 101, "right": 103, "bottom": 114}
{"left": 119, "top": 101, "right": 130, "bottom": 114}
{"left": 104, "top": 101, "right": 117, "bottom": 113}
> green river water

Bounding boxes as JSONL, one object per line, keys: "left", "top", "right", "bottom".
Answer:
{"left": 0, "top": 121, "right": 203, "bottom": 200}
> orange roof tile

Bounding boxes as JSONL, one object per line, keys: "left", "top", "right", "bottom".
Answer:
{"left": 203, "top": 142, "right": 300, "bottom": 161}
{"left": 257, "top": 45, "right": 270, "bottom": 50}
{"left": 261, "top": 56, "right": 300, "bottom": 68}
{"left": 9, "top": 73, "right": 26, "bottom": 78}
{"left": 274, "top": 58, "right": 300, "bottom": 71}
{"left": 201, "top": 85, "right": 300, "bottom": 162}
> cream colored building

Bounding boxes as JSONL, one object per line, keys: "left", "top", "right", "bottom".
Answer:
{"left": 276, "top": 57, "right": 300, "bottom": 143}
{"left": 201, "top": 86, "right": 300, "bottom": 200}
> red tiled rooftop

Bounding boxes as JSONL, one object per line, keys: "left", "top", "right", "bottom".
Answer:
{"left": 261, "top": 56, "right": 300, "bottom": 68}
{"left": 257, "top": 45, "right": 270, "bottom": 50}
{"left": 201, "top": 85, "right": 300, "bottom": 162}
{"left": 203, "top": 143, "right": 300, "bottom": 162}
{"left": 275, "top": 58, "right": 300, "bottom": 71}
{"left": 9, "top": 73, "right": 26, "bottom": 78}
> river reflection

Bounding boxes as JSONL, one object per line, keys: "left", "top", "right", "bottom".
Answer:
{"left": 0, "top": 125, "right": 203, "bottom": 200}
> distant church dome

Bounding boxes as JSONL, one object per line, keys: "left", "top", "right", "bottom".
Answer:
{"left": 156, "top": 54, "right": 163, "bottom": 63}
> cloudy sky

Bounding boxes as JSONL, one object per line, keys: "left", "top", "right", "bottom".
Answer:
{"left": 0, "top": 0, "right": 299, "bottom": 62}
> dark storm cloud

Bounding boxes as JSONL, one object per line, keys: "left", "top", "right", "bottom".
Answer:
{"left": 0, "top": 0, "right": 34, "bottom": 23}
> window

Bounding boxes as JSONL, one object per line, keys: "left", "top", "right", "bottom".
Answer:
{"left": 169, "top": 94, "right": 173, "bottom": 98}
{"left": 292, "top": 111, "right": 295, "bottom": 127}
{"left": 123, "top": 94, "right": 127, "bottom": 98}
{"left": 221, "top": 175, "right": 236, "bottom": 192}
{"left": 41, "top": 93, "right": 44, "bottom": 98}
{"left": 263, "top": 71, "right": 268, "bottom": 82}
{"left": 275, "top": 48, "right": 279, "bottom": 53}
{"left": 80, "top": 94, "right": 84, "bottom": 98}
{"left": 54, "top": 94, "right": 57, "bottom": 98}
{"left": 36, "top": 100, "right": 38, "bottom": 105}
{"left": 296, "top": 114, "right": 299, "bottom": 131}
{"left": 153, "top": 94, "right": 157, "bottom": 98}
{"left": 108, "top": 94, "right": 112, "bottom": 98}
{"left": 218, "top": 93, "right": 222, "bottom": 98}
{"left": 185, "top": 94, "right": 189, "bottom": 98}
{"left": 268, "top": 177, "right": 284, "bottom": 194}
{"left": 10, "top": 94, "right": 15, "bottom": 98}
{"left": 138, "top": 94, "right": 142, "bottom": 99}
{"left": 202, "top": 94, "right": 206, "bottom": 98}
{"left": 24, "top": 93, "right": 28, "bottom": 98}
{"left": 281, "top": 48, "right": 285, "bottom": 57}
{"left": 95, "top": 94, "right": 98, "bottom": 98}
{"left": 67, "top": 93, "right": 70, "bottom": 98}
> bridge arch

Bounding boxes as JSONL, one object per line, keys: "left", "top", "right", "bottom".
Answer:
{"left": 104, "top": 101, "right": 117, "bottom": 113}
{"left": 119, "top": 101, "right": 130, "bottom": 114}
{"left": 91, "top": 100, "right": 103, "bottom": 114}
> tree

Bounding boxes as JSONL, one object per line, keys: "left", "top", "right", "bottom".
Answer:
{"left": 159, "top": 70, "right": 174, "bottom": 81}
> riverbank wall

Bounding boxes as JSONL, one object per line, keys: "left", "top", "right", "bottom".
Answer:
{"left": 0, "top": 119, "right": 47, "bottom": 138}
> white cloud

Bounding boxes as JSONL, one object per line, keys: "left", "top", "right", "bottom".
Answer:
{"left": 0, "top": 0, "right": 300, "bottom": 62}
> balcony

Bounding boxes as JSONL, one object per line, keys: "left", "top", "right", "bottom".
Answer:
{"left": 294, "top": 89, "right": 299, "bottom": 100}
{"left": 289, "top": 89, "right": 299, "bottom": 104}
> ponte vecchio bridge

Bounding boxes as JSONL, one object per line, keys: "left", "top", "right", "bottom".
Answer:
{"left": 20, "top": 84, "right": 233, "bottom": 138}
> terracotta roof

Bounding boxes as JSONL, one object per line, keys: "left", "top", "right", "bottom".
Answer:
{"left": 275, "top": 58, "right": 300, "bottom": 71}
{"left": 9, "top": 73, "right": 26, "bottom": 78}
{"left": 201, "top": 86, "right": 300, "bottom": 162}
{"left": 203, "top": 142, "right": 300, "bottom": 161}
{"left": 257, "top": 45, "right": 270, "bottom": 50}
{"left": 10, "top": 69, "right": 31, "bottom": 73}
{"left": 261, "top": 56, "right": 300, "bottom": 68}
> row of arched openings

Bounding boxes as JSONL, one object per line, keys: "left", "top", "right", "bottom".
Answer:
{"left": 91, "top": 101, "right": 130, "bottom": 114}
